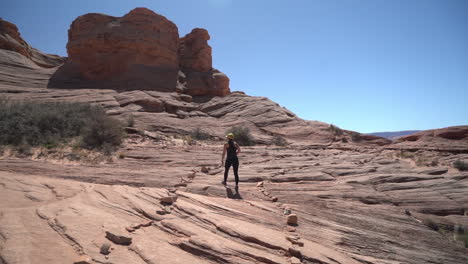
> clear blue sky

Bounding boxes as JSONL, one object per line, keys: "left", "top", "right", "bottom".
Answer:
{"left": 3, "top": 0, "right": 467, "bottom": 133}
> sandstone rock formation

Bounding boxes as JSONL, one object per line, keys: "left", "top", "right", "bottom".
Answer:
{"left": 388, "top": 126, "right": 468, "bottom": 153}
{"left": 0, "top": 18, "right": 65, "bottom": 68}
{"left": 1, "top": 140, "right": 468, "bottom": 263}
{"left": 179, "top": 28, "right": 212, "bottom": 72}
{"left": 1, "top": 13, "right": 468, "bottom": 264}
{"left": 48, "top": 8, "right": 230, "bottom": 96}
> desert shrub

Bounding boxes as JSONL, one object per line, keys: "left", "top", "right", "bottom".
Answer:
{"left": 80, "top": 108, "right": 124, "bottom": 151}
{"left": 453, "top": 160, "right": 468, "bottom": 171}
{"left": 396, "top": 151, "right": 415, "bottom": 159}
{"left": 182, "top": 135, "right": 196, "bottom": 145}
{"left": 329, "top": 124, "right": 343, "bottom": 136}
{"left": 226, "top": 126, "right": 254, "bottom": 146}
{"left": 423, "top": 218, "right": 439, "bottom": 231}
{"left": 272, "top": 135, "right": 287, "bottom": 146}
{"left": 126, "top": 115, "right": 135, "bottom": 127}
{"left": 190, "top": 128, "right": 211, "bottom": 140}
{"left": 0, "top": 97, "right": 124, "bottom": 152}
{"left": 351, "top": 133, "right": 362, "bottom": 142}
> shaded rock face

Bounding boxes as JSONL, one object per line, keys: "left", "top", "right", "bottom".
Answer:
{"left": 48, "top": 8, "right": 230, "bottom": 96}
{"left": 0, "top": 18, "right": 65, "bottom": 68}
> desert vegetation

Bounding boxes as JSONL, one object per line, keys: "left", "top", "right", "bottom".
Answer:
{"left": 0, "top": 97, "right": 124, "bottom": 154}
{"left": 328, "top": 124, "right": 344, "bottom": 136}
{"left": 271, "top": 135, "right": 288, "bottom": 146}
{"left": 189, "top": 127, "right": 211, "bottom": 140}
{"left": 226, "top": 126, "right": 255, "bottom": 146}
{"left": 453, "top": 160, "right": 468, "bottom": 171}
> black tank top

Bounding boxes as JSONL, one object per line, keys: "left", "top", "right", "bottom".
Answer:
{"left": 226, "top": 140, "right": 238, "bottom": 160}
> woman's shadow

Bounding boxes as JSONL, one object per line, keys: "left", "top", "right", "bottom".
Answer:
{"left": 225, "top": 186, "right": 242, "bottom": 200}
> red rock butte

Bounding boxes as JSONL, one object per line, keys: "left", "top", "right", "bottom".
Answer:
{"left": 48, "top": 8, "right": 230, "bottom": 97}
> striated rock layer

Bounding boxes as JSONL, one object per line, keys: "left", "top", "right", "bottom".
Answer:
{"left": 48, "top": 8, "right": 230, "bottom": 96}
{"left": 1, "top": 142, "right": 468, "bottom": 264}
{"left": 0, "top": 18, "right": 65, "bottom": 68}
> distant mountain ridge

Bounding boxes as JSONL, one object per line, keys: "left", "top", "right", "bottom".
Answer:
{"left": 368, "top": 130, "right": 421, "bottom": 140}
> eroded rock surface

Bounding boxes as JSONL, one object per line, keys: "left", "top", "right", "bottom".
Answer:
{"left": 1, "top": 142, "right": 468, "bottom": 264}
{"left": 389, "top": 126, "right": 468, "bottom": 153}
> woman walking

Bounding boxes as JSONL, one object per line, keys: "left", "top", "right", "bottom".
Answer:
{"left": 221, "top": 133, "right": 240, "bottom": 187}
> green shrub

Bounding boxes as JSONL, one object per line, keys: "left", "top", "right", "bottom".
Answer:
{"left": 423, "top": 218, "right": 439, "bottom": 231}
{"left": 226, "top": 126, "right": 254, "bottom": 146}
{"left": 80, "top": 109, "right": 124, "bottom": 151}
{"left": 453, "top": 160, "right": 468, "bottom": 171}
{"left": 190, "top": 128, "right": 211, "bottom": 140}
{"left": 351, "top": 133, "right": 362, "bottom": 142}
{"left": 0, "top": 97, "right": 124, "bottom": 153}
{"left": 127, "top": 115, "right": 135, "bottom": 127}
{"left": 329, "top": 124, "right": 343, "bottom": 136}
{"left": 272, "top": 135, "right": 287, "bottom": 146}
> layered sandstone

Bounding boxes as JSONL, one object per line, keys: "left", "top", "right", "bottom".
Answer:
{"left": 387, "top": 126, "right": 468, "bottom": 152}
{"left": 0, "top": 18, "right": 65, "bottom": 68}
{"left": 48, "top": 8, "right": 230, "bottom": 96}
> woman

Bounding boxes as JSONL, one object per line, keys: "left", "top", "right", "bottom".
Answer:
{"left": 221, "top": 133, "right": 241, "bottom": 187}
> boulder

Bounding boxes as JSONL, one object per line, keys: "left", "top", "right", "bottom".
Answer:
{"left": 105, "top": 231, "right": 133, "bottom": 245}
{"left": 100, "top": 242, "right": 111, "bottom": 255}
{"left": 287, "top": 214, "right": 298, "bottom": 226}
{"left": 160, "top": 195, "right": 178, "bottom": 204}
{"left": 201, "top": 166, "right": 210, "bottom": 173}
{"left": 73, "top": 255, "right": 92, "bottom": 264}
{"left": 181, "top": 69, "right": 230, "bottom": 97}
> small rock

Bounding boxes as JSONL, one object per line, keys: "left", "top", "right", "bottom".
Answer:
{"left": 419, "top": 168, "right": 448, "bottom": 175}
{"left": 290, "top": 256, "right": 302, "bottom": 264}
{"left": 256, "top": 181, "right": 264, "bottom": 187}
{"left": 287, "top": 214, "right": 298, "bottom": 226}
{"left": 100, "top": 242, "right": 111, "bottom": 255}
{"left": 125, "top": 226, "right": 136, "bottom": 232}
{"left": 263, "top": 191, "right": 270, "bottom": 196}
{"left": 279, "top": 169, "right": 286, "bottom": 175}
{"left": 160, "top": 195, "right": 178, "bottom": 204}
{"left": 286, "top": 226, "right": 296, "bottom": 232}
{"left": 105, "top": 231, "right": 132, "bottom": 246}
{"left": 174, "top": 183, "right": 187, "bottom": 187}
{"left": 314, "top": 163, "right": 320, "bottom": 166}
{"left": 405, "top": 209, "right": 412, "bottom": 216}
{"left": 201, "top": 166, "right": 210, "bottom": 173}
{"left": 287, "top": 236, "right": 304, "bottom": 246}
{"left": 141, "top": 220, "right": 153, "bottom": 227}
{"left": 156, "top": 210, "right": 167, "bottom": 215}
{"left": 271, "top": 197, "right": 278, "bottom": 202}
{"left": 74, "top": 255, "right": 92, "bottom": 264}
{"left": 288, "top": 247, "right": 302, "bottom": 259}
{"left": 284, "top": 209, "right": 292, "bottom": 215}
{"left": 168, "top": 188, "right": 177, "bottom": 193}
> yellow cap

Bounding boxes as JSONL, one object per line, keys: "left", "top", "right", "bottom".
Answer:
{"left": 226, "top": 133, "right": 234, "bottom": 139}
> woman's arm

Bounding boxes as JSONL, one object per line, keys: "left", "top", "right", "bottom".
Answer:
{"left": 221, "top": 144, "right": 227, "bottom": 165}
{"left": 235, "top": 143, "right": 241, "bottom": 154}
